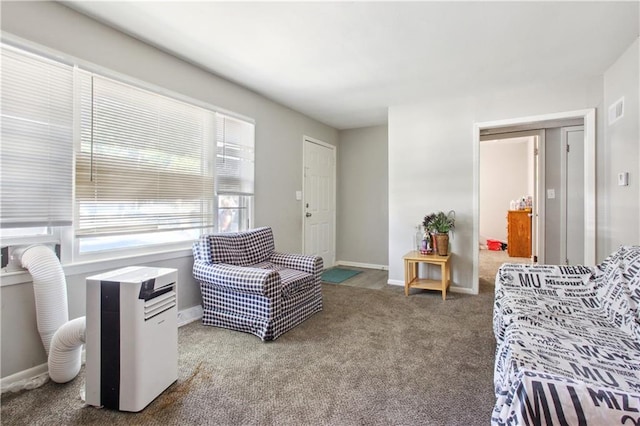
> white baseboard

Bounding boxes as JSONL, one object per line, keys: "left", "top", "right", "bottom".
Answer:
{"left": 336, "top": 260, "right": 388, "bottom": 271}
{"left": 0, "top": 363, "right": 49, "bottom": 394}
{"left": 388, "top": 279, "right": 477, "bottom": 295}
{"left": 177, "top": 305, "right": 203, "bottom": 327}
{"left": 1, "top": 305, "right": 203, "bottom": 394}
{"left": 450, "top": 285, "right": 477, "bottom": 295}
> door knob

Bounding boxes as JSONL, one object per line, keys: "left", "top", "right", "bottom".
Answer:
{"left": 306, "top": 212, "right": 312, "bottom": 217}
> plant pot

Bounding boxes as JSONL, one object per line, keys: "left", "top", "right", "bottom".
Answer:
{"left": 434, "top": 233, "right": 449, "bottom": 256}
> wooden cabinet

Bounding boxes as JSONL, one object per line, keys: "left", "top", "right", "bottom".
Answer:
{"left": 507, "top": 210, "right": 531, "bottom": 258}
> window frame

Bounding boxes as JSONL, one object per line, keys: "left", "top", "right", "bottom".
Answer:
{"left": 74, "top": 70, "right": 217, "bottom": 254}
{"left": 215, "top": 113, "right": 255, "bottom": 234}
{"left": 1, "top": 36, "right": 256, "bottom": 266}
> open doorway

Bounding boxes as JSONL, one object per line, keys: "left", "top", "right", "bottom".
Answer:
{"left": 478, "top": 134, "right": 536, "bottom": 288}
{"left": 472, "top": 109, "right": 596, "bottom": 295}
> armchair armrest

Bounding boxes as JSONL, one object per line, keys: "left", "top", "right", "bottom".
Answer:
{"left": 193, "top": 260, "right": 280, "bottom": 297}
{"left": 270, "top": 252, "right": 323, "bottom": 276}
{"left": 192, "top": 241, "right": 205, "bottom": 263}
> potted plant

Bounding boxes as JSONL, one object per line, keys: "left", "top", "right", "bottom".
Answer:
{"left": 422, "top": 210, "right": 455, "bottom": 256}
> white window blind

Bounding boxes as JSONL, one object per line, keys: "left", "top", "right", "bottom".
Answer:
{"left": 216, "top": 114, "right": 255, "bottom": 196}
{"left": 0, "top": 45, "right": 74, "bottom": 228}
{"left": 75, "top": 72, "right": 216, "bottom": 239}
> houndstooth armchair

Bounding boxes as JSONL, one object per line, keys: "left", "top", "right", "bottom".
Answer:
{"left": 192, "top": 227, "right": 323, "bottom": 341}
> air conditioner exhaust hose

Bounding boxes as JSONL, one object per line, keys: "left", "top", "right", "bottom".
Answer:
{"left": 20, "top": 245, "right": 85, "bottom": 384}
{"left": 48, "top": 317, "right": 86, "bottom": 383}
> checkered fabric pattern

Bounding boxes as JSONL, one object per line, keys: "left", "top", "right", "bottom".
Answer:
{"left": 193, "top": 226, "right": 323, "bottom": 341}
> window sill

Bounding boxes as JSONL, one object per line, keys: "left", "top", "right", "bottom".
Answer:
{"left": 0, "top": 246, "right": 193, "bottom": 287}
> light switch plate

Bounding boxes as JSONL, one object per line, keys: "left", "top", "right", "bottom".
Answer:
{"left": 295, "top": 190, "right": 302, "bottom": 200}
{"left": 618, "top": 172, "right": 629, "bottom": 186}
{"left": 547, "top": 189, "right": 555, "bottom": 199}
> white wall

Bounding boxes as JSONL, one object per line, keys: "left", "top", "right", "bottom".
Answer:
{"left": 0, "top": 1, "right": 338, "bottom": 379}
{"left": 390, "top": 34, "right": 640, "bottom": 288}
{"left": 479, "top": 138, "right": 530, "bottom": 243}
{"left": 603, "top": 38, "right": 640, "bottom": 254}
{"left": 337, "top": 125, "right": 388, "bottom": 267}
{"left": 389, "top": 96, "right": 476, "bottom": 288}
{"left": 388, "top": 76, "right": 607, "bottom": 290}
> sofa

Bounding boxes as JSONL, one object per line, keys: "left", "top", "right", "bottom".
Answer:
{"left": 192, "top": 227, "right": 323, "bottom": 341}
{"left": 493, "top": 246, "right": 640, "bottom": 425}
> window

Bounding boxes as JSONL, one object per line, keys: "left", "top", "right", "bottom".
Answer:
{"left": 0, "top": 45, "right": 74, "bottom": 230}
{"left": 216, "top": 114, "right": 255, "bottom": 233}
{"left": 1, "top": 41, "right": 255, "bottom": 261}
{"left": 75, "top": 72, "right": 217, "bottom": 254}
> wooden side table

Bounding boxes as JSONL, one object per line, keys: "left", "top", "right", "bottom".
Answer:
{"left": 403, "top": 251, "right": 451, "bottom": 300}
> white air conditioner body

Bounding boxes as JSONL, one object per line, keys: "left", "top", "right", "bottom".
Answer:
{"left": 85, "top": 266, "right": 178, "bottom": 412}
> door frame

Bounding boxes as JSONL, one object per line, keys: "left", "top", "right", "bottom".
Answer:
{"left": 472, "top": 109, "right": 595, "bottom": 295}
{"left": 302, "top": 135, "right": 336, "bottom": 268}
{"left": 479, "top": 130, "right": 545, "bottom": 263}
{"left": 535, "top": 130, "right": 546, "bottom": 264}
{"left": 560, "top": 125, "right": 585, "bottom": 265}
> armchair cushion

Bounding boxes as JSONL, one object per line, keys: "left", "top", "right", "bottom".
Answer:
{"left": 200, "top": 226, "right": 275, "bottom": 266}
{"left": 193, "top": 262, "right": 280, "bottom": 297}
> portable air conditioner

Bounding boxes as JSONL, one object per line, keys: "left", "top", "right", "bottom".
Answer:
{"left": 85, "top": 266, "right": 178, "bottom": 412}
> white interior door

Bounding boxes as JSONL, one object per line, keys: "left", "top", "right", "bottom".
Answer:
{"left": 561, "top": 126, "right": 585, "bottom": 265}
{"left": 303, "top": 137, "right": 335, "bottom": 268}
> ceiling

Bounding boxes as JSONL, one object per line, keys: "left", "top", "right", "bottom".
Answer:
{"left": 62, "top": 1, "right": 639, "bottom": 130}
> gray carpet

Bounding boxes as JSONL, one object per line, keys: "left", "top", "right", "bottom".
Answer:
{"left": 479, "top": 249, "right": 530, "bottom": 286}
{"left": 1, "top": 283, "right": 497, "bottom": 425}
